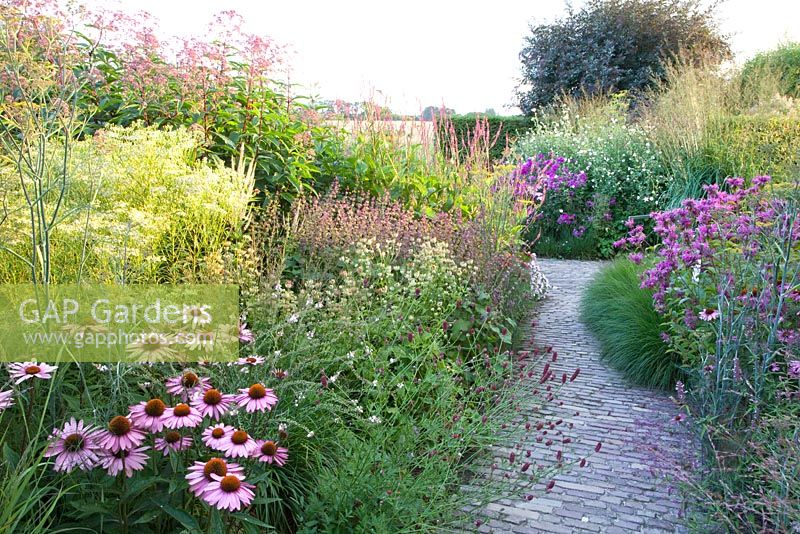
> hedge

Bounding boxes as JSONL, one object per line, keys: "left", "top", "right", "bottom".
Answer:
{"left": 438, "top": 115, "right": 534, "bottom": 162}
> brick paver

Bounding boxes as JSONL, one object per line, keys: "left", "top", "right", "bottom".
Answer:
{"left": 469, "top": 260, "right": 695, "bottom": 533}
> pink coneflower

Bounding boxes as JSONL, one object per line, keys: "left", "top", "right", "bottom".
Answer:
{"left": 165, "top": 372, "right": 211, "bottom": 401}
{"left": 8, "top": 361, "right": 57, "bottom": 384}
{"left": 239, "top": 325, "right": 255, "bottom": 344}
{"left": 155, "top": 431, "right": 193, "bottom": 455}
{"left": 234, "top": 384, "right": 277, "bottom": 413}
{"left": 272, "top": 368, "right": 288, "bottom": 380}
{"left": 698, "top": 308, "right": 719, "bottom": 321}
{"left": 129, "top": 398, "right": 168, "bottom": 432}
{"left": 236, "top": 355, "right": 264, "bottom": 366}
{"left": 163, "top": 403, "right": 203, "bottom": 429}
{"left": 99, "top": 446, "right": 149, "bottom": 477}
{"left": 0, "top": 390, "right": 13, "bottom": 412}
{"left": 191, "top": 388, "right": 233, "bottom": 420}
{"left": 202, "top": 473, "right": 255, "bottom": 511}
{"left": 185, "top": 458, "right": 244, "bottom": 498}
{"left": 202, "top": 424, "right": 234, "bottom": 450}
{"left": 221, "top": 429, "right": 257, "bottom": 458}
{"left": 252, "top": 440, "right": 288, "bottom": 466}
{"left": 98, "top": 415, "right": 146, "bottom": 452}
{"left": 44, "top": 418, "right": 101, "bottom": 472}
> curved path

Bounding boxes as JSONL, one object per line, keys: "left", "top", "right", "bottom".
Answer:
{"left": 476, "top": 260, "right": 695, "bottom": 533}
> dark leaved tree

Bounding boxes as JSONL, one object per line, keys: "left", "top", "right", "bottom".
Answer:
{"left": 517, "top": 0, "right": 730, "bottom": 114}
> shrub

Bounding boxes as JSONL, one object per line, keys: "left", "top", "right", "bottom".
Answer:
{"left": 516, "top": 0, "right": 730, "bottom": 113}
{"left": 741, "top": 42, "right": 800, "bottom": 99}
{"left": 581, "top": 258, "right": 679, "bottom": 389}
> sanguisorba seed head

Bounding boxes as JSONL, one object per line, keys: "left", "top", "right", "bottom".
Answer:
{"left": 231, "top": 430, "right": 248, "bottom": 445}
{"left": 248, "top": 384, "right": 266, "bottom": 399}
{"left": 220, "top": 475, "right": 241, "bottom": 493}
{"left": 181, "top": 372, "right": 199, "bottom": 387}
{"left": 261, "top": 441, "right": 278, "bottom": 456}
{"left": 203, "top": 389, "right": 222, "bottom": 405}
{"left": 144, "top": 398, "right": 166, "bottom": 417}
{"left": 173, "top": 403, "right": 191, "bottom": 417}
{"left": 203, "top": 458, "right": 227, "bottom": 478}
{"left": 108, "top": 416, "right": 131, "bottom": 436}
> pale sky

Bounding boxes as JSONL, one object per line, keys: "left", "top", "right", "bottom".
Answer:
{"left": 96, "top": 0, "right": 800, "bottom": 115}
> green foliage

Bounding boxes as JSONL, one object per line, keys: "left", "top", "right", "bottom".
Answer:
{"left": 517, "top": 0, "right": 730, "bottom": 113}
{"left": 438, "top": 115, "right": 534, "bottom": 162}
{"left": 516, "top": 99, "right": 668, "bottom": 258}
{"left": 741, "top": 42, "right": 800, "bottom": 99}
{"left": 581, "top": 258, "right": 679, "bottom": 389}
{"left": 703, "top": 115, "right": 800, "bottom": 182}
{"left": 0, "top": 125, "right": 254, "bottom": 283}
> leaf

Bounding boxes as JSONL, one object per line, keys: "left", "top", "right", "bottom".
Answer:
{"left": 3, "top": 443, "right": 19, "bottom": 470}
{"left": 157, "top": 502, "right": 200, "bottom": 532}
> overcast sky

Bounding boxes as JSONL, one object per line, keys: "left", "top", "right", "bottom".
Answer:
{"left": 98, "top": 0, "right": 800, "bottom": 114}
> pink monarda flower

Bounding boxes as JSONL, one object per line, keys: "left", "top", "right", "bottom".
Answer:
{"left": 191, "top": 388, "right": 234, "bottom": 420}
{"left": 99, "top": 446, "right": 149, "bottom": 477}
{"left": 44, "top": 418, "right": 101, "bottom": 472}
{"left": 98, "top": 415, "right": 146, "bottom": 452}
{"left": 252, "top": 440, "right": 288, "bottom": 466}
{"left": 155, "top": 431, "right": 193, "bottom": 455}
{"left": 202, "top": 424, "right": 234, "bottom": 451}
{"left": 8, "top": 361, "right": 57, "bottom": 384}
{"left": 186, "top": 458, "right": 244, "bottom": 498}
{"left": 203, "top": 473, "right": 256, "bottom": 511}
{"left": 698, "top": 308, "right": 720, "bottom": 322}
{"left": 236, "top": 355, "right": 264, "bottom": 366}
{"left": 165, "top": 371, "right": 211, "bottom": 402}
{"left": 221, "top": 429, "right": 257, "bottom": 458}
{"left": 163, "top": 403, "right": 203, "bottom": 429}
{"left": 0, "top": 390, "right": 14, "bottom": 412}
{"left": 234, "top": 383, "right": 277, "bottom": 413}
{"left": 129, "top": 398, "right": 168, "bottom": 432}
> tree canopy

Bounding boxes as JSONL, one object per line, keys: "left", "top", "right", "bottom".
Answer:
{"left": 517, "top": 0, "right": 730, "bottom": 114}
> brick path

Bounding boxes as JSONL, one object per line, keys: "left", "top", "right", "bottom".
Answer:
{"left": 472, "top": 260, "right": 695, "bottom": 533}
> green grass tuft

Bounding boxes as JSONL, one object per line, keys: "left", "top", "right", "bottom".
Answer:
{"left": 580, "top": 258, "right": 681, "bottom": 390}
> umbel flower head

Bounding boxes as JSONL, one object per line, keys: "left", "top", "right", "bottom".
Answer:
{"left": 8, "top": 361, "right": 57, "bottom": 384}
{"left": 234, "top": 383, "right": 278, "bottom": 413}
{"left": 44, "top": 418, "right": 102, "bottom": 472}
{"left": 186, "top": 457, "right": 244, "bottom": 498}
{"left": 98, "top": 415, "right": 146, "bottom": 452}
